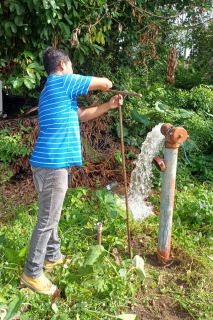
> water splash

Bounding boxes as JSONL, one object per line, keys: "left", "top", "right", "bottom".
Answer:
{"left": 128, "top": 123, "right": 165, "bottom": 220}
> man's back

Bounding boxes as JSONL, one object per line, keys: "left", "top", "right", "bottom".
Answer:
{"left": 30, "top": 73, "right": 92, "bottom": 168}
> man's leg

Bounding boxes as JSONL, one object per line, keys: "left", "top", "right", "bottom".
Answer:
{"left": 24, "top": 166, "right": 69, "bottom": 278}
{"left": 45, "top": 168, "right": 71, "bottom": 263}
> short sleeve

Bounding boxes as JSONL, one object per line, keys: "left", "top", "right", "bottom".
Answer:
{"left": 63, "top": 74, "right": 92, "bottom": 97}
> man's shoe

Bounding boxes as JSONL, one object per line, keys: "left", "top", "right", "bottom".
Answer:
{"left": 20, "top": 273, "right": 57, "bottom": 295}
{"left": 44, "top": 256, "right": 71, "bottom": 271}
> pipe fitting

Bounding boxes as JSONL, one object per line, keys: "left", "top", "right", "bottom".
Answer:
{"left": 152, "top": 156, "right": 166, "bottom": 172}
{"left": 96, "top": 222, "right": 103, "bottom": 245}
{"left": 161, "top": 123, "right": 189, "bottom": 149}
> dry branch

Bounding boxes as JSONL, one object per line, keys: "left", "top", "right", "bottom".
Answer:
{"left": 0, "top": 114, "right": 139, "bottom": 188}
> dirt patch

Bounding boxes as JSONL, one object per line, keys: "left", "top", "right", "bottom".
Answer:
{"left": 0, "top": 172, "right": 37, "bottom": 218}
{"left": 130, "top": 295, "right": 191, "bottom": 320}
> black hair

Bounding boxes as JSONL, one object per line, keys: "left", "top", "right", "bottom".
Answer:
{"left": 43, "top": 46, "right": 70, "bottom": 75}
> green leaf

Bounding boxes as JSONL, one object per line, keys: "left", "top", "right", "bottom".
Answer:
{"left": 5, "top": 28, "right": 12, "bottom": 37}
{"left": 5, "top": 21, "right": 12, "bottom": 30}
{"left": 24, "top": 77, "right": 35, "bottom": 89}
{"left": 131, "top": 109, "right": 143, "bottom": 122}
{"left": 27, "top": 62, "right": 40, "bottom": 69}
{"left": 15, "top": 3, "right": 25, "bottom": 15}
{"left": 97, "top": 278, "right": 108, "bottom": 292}
{"left": 49, "top": 0, "right": 56, "bottom": 9}
{"left": 93, "top": 44, "right": 105, "bottom": 54}
{"left": 9, "top": 3, "right": 15, "bottom": 12}
{"left": 123, "top": 126, "right": 129, "bottom": 137}
{"left": 0, "top": 293, "right": 7, "bottom": 303}
{"left": 93, "top": 44, "right": 105, "bottom": 53}
{"left": 65, "top": 0, "right": 71, "bottom": 10}
{"left": 119, "top": 268, "right": 127, "bottom": 277}
{"left": 116, "top": 123, "right": 129, "bottom": 138}
{"left": 4, "top": 294, "right": 24, "bottom": 320}
{"left": 206, "top": 112, "right": 213, "bottom": 118}
{"left": 172, "top": 108, "right": 193, "bottom": 119}
{"left": 95, "top": 30, "right": 105, "bottom": 45}
{"left": 12, "top": 78, "right": 24, "bottom": 89}
{"left": 22, "top": 51, "right": 35, "bottom": 59}
{"left": 109, "top": 209, "right": 118, "bottom": 219}
{"left": 78, "top": 52, "right": 84, "bottom": 65}
{"left": 74, "top": 49, "right": 85, "bottom": 64}
{"left": 51, "top": 314, "right": 70, "bottom": 320}
{"left": 64, "top": 13, "right": 73, "bottom": 25}
{"left": 84, "top": 245, "right": 105, "bottom": 266}
{"left": 10, "top": 23, "right": 17, "bottom": 33}
{"left": 32, "top": 0, "right": 40, "bottom": 6}
{"left": 59, "top": 22, "right": 71, "bottom": 36}
{"left": 14, "top": 15, "right": 23, "bottom": 26}
{"left": 0, "top": 59, "right": 6, "bottom": 67}
{"left": 60, "top": 314, "right": 70, "bottom": 320}
{"left": 26, "top": 68, "right": 35, "bottom": 77}
{"left": 73, "top": 8, "right": 79, "bottom": 18}
{"left": 116, "top": 314, "right": 137, "bottom": 320}
{"left": 0, "top": 234, "right": 5, "bottom": 246}
{"left": 78, "top": 265, "right": 93, "bottom": 276}
{"left": 18, "top": 246, "right": 27, "bottom": 258}
{"left": 131, "top": 110, "right": 150, "bottom": 126}
{"left": 182, "top": 139, "right": 196, "bottom": 151}
{"left": 42, "top": 0, "right": 49, "bottom": 9}
{"left": 5, "top": 248, "right": 18, "bottom": 262}
{"left": 79, "top": 45, "right": 89, "bottom": 55}
{"left": 104, "top": 193, "right": 118, "bottom": 219}
{"left": 155, "top": 101, "right": 169, "bottom": 113}
{"left": 51, "top": 302, "right": 58, "bottom": 314}
{"left": 132, "top": 255, "right": 146, "bottom": 280}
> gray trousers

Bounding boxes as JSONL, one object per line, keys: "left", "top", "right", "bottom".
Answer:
{"left": 24, "top": 166, "right": 69, "bottom": 278}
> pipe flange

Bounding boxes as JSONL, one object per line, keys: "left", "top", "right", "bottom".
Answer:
{"left": 152, "top": 156, "right": 166, "bottom": 172}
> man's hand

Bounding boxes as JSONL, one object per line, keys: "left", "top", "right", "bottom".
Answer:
{"left": 78, "top": 94, "right": 123, "bottom": 122}
{"left": 107, "top": 95, "right": 123, "bottom": 109}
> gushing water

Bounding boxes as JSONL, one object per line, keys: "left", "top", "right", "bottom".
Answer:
{"left": 128, "top": 123, "right": 165, "bottom": 220}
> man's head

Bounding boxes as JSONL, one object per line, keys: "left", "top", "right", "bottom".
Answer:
{"left": 43, "top": 46, "right": 73, "bottom": 75}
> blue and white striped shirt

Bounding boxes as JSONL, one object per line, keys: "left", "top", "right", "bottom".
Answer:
{"left": 30, "top": 73, "right": 92, "bottom": 168}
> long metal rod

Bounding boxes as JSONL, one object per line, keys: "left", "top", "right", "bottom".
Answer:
{"left": 108, "top": 89, "right": 142, "bottom": 97}
{"left": 118, "top": 102, "right": 132, "bottom": 259}
{"left": 96, "top": 222, "right": 103, "bottom": 245}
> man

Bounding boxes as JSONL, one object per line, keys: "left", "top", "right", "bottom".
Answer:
{"left": 20, "top": 46, "right": 123, "bottom": 295}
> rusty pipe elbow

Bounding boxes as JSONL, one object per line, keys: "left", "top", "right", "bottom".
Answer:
{"left": 152, "top": 156, "right": 166, "bottom": 172}
{"left": 161, "top": 123, "right": 189, "bottom": 149}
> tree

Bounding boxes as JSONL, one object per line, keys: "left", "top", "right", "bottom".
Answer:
{"left": 0, "top": 0, "right": 212, "bottom": 96}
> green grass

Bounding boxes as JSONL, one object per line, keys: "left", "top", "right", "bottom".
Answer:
{"left": 0, "top": 185, "right": 213, "bottom": 320}
{"left": 0, "top": 188, "right": 144, "bottom": 320}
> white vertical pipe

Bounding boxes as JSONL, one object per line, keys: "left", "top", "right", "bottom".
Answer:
{"left": 157, "top": 147, "right": 178, "bottom": 261}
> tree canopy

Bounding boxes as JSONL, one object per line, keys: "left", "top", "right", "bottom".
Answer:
{"left": 0, "top": 0, "right": 213, "bottom": 95}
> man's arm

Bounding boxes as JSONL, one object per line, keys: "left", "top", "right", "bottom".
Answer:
{"left": 88, "top": 77, "right": 113, "bottom": 92}
{"left": 78, "top": 95, "right": 123, "bottom": 122}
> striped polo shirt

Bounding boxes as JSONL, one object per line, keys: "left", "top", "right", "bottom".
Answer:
{"left": 30, "top": 73, "right": 92, "bottom": 168}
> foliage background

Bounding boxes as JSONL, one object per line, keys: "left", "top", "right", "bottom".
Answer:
{"left": 1, "top": 1, "right": 213, "bottom": 319}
